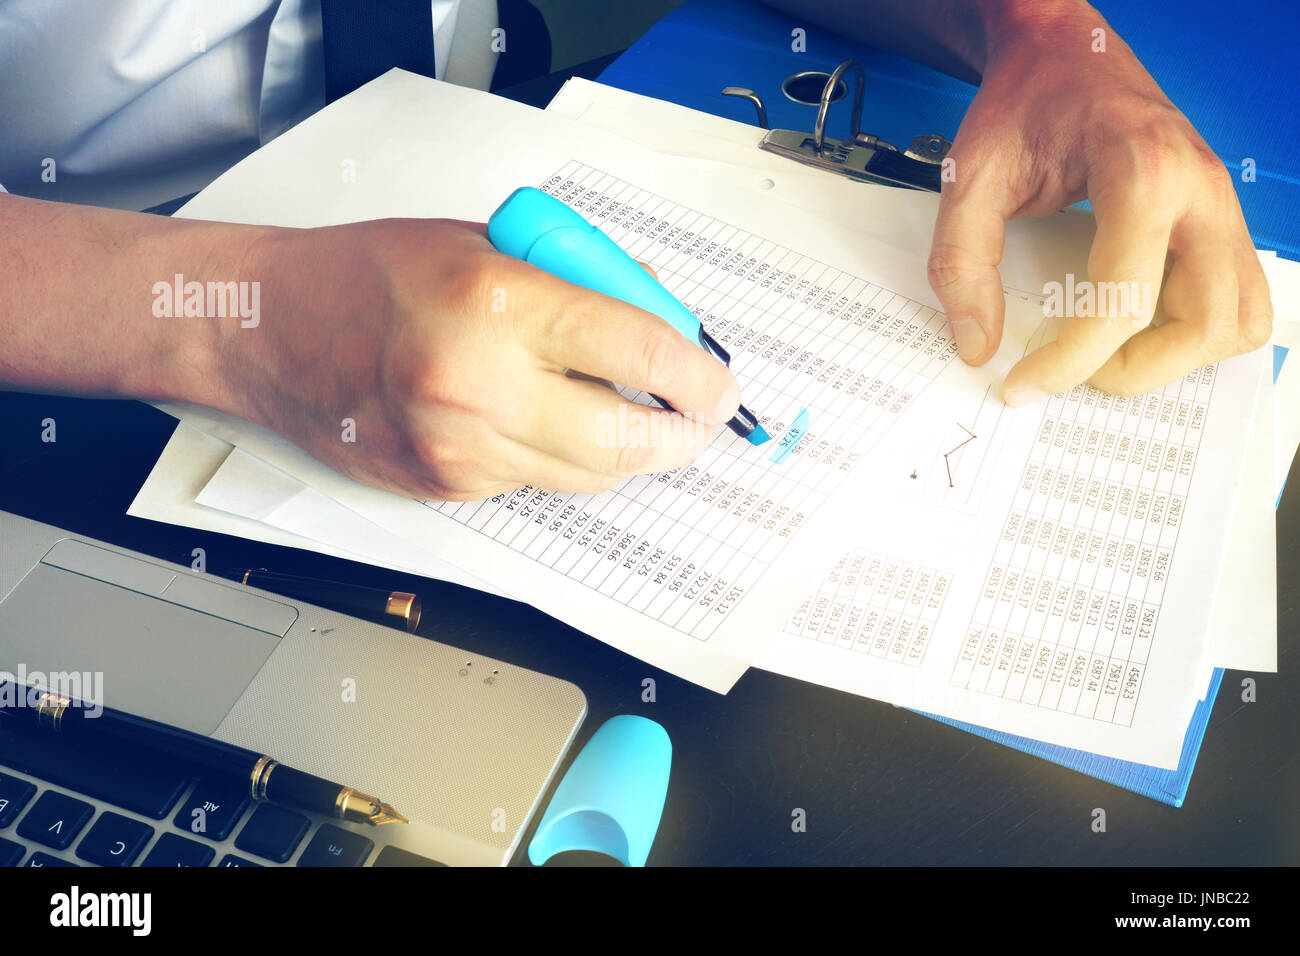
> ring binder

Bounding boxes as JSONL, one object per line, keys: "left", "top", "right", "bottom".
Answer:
{"left": 724, "top": 58, "right": 952, "bottom": 192}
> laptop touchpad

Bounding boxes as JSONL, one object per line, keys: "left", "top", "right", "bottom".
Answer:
{"left": 0, "top": 562, "right": 282, "bottom": 735}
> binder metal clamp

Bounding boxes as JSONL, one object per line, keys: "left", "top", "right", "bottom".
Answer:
{"left": 723, "top": 58, "right": 952, "bottom": 192}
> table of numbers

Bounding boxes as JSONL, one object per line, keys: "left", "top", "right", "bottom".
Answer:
{"left": 425, "top": 161, "right": 960, "bottom": 642}
{"left": 785, "top": 549, "right": 951, "bottom": 666}
{"left": 952, "top": 365, "right": 1215, "bottom": 725}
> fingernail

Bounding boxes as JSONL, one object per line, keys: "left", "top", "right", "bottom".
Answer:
{"left": 950, "top": 317, "right": 987, "bottom": 362}
{"left": 708, "top": 382, "right": 741, "bottom": 425}
{"left": 1003, "top": 385, "right": 1048, "bottom": 408}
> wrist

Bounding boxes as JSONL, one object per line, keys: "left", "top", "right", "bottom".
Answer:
{"left": 124, "top": 219, "right": 283, "bottom": 417}
{"left": 977, "top": 0, "right": 1107, "bottom": 74}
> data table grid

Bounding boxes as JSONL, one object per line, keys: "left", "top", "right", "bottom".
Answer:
{"left": 951, "top": 366, "right": 1215, "bottom": 725}
{"left": 424, "top": 161, "right": 960, "bottom": 642}
{"left": 784, "top": 549, "right": 952, "bottom": 666}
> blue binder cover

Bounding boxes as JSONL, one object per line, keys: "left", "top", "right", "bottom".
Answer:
{"left": 599, "top": 0, "right": 1293, "bottom": 805}
{"left": 599, "top": 0, "right": 1300, "bottom": 259}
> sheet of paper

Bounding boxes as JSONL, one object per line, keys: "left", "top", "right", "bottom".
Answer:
{"left": 756, "top": 338, "right": 1264, "bottom": 767}
{"left": 1272, "top": 320, "right": 1300, "bottom": 496}
{"left": 1260, "top": 253, "right": 1300, "bottom": 496}
{"left": 127, "top": 424, "right": 379, "bottom": 562}
{"left": 190, "top": 343, "right": 1278, "bottom": 684}
{"left": 1205, "top": 354, "right": 1277, "bottom": 670}
{"left": 161, "top": 69, "right": 1055, "bottom": 691}
{"left": 195, "top": 448, "right": 507, "bottom": 598}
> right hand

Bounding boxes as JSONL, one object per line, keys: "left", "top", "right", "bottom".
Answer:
{"left": 212, "top": 217, "right": 741, "bottom": 501}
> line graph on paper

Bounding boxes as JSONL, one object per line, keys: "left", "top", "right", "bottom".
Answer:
{"left": 911, "top": 385, "right": 1016, "bottom": 512}
{"left": 911, "top": 295, "right": 1055, "bottom": 513}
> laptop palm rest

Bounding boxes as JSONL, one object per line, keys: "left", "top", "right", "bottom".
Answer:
{"left": 0, "top": 562, "right": 279, "bottom": 735}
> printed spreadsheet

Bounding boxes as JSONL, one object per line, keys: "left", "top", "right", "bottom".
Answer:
{"left": 425, "top": 161, "right": 960, "bottom": 641}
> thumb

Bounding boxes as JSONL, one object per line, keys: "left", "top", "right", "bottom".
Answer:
{"left": 926, "top": 160, "right": 1014, "bottom": 365}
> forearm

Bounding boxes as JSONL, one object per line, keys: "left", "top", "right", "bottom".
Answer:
{"left": 0, "top": 192, "right": 273, "bottom": 409}
{"left": 759, "top": 0, "right": 1106, "bottom": 84}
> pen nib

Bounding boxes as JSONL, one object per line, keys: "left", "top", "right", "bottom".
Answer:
{"left": 370, "top": 802, "right": 409, "bottom": 825}
{"left": 340, "top": 789, "right": 410, "bottom": 825}
{"left": 747, "top": 424, "right": 772, "bottom": 446}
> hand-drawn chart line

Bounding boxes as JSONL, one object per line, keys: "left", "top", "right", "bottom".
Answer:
{"left": 943, "top": 422, "right": 978, "bottom": 488}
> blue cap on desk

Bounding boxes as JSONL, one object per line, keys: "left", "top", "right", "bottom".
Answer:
{"left": 527, "top": 715, "right": 671, "bottom": 867}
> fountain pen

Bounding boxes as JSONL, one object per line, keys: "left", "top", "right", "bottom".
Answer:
{"left": 0, "top": 683, "right": 407, "bottom": 826}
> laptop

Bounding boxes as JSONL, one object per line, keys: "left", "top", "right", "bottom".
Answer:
{"left": 0, "top": 510, "right": 587, "bottom": 867}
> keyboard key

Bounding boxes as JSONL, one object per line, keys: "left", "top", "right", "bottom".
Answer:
{"left": 0, "top": 722, "right": 190, "bottom": 819}
{"left": 233, "top": 804, "right": 309, "bottom": 863}
{"left": 25, "top": 852, "right": 78, "bottom": 867}
{"left": 173, "top": 777, "right": 250, "bottom": 841}
{"left": 0, "top": 773, "right": 36, "bottom": 827}
{"left": 217, "top": 854, "right": 261, "bottom": 867}
{"left": 296, "top": 824, "right": 374, "bottom": 867}
{"left": 142, "top": 833, "right": 215, "bottom": 868}
{"left": 372, "top": 845, "right": 447, "bottom": 867}
{"left": 75, "top": 811, "right": 154, "bottom": 867}
{"left": 16, "top": 791, "right": 94, "bottom": 850}
{"left": 0, "top": 837, "right": 25, "bottom": 867}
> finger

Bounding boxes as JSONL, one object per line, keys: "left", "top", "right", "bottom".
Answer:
{"left": 927, "top": 157, "right": 1016, "bottom": 364}
{"left": 517, "top": 264, "right": 741, "bottom": 424}
{"left": 1233, "top": 243, "right": 1274, "bottom": 354}
{"left": 1087, "top": 240, "right": 1236, "bottom": 395}
{"left": 504, "top": 373, "right": 717, "bottom": 477}
{"left": 1002, "top": 159, "right": 1176, "bottom": 405}
{"left": 638, "top": 261, "right": 658, "bottom": 281}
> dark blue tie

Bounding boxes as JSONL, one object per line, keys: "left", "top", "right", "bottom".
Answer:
{"left": 320, "top": 0, "right": 438, "bottom": 104}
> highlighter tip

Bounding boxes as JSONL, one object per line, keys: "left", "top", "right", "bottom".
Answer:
{"left": 747, "top": 425, "right": 772, "bottom": 446}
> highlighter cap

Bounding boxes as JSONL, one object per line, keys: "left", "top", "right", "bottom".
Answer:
{"left": 527, "top": 715, "right": 671, "bottom": 867}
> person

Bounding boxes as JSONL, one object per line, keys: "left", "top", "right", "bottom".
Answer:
{"left": 0, "top": 0, "right": 1272, "bottom": 502}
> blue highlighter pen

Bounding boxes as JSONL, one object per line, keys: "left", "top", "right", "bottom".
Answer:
{"left": 486, "top": 187, "right": 770, "bottom": 446}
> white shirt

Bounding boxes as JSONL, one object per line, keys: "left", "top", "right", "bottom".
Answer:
{"left": 0, "top": 0, "right": 497, "bottom": 209}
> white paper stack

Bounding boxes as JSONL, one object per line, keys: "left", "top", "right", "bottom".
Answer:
{"left": 129, "top": 71, "right": 1293, "bottom": 771}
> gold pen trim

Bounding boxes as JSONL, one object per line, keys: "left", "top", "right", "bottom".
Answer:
{"left": 35, "top": 692, "right": 71, "bottom": 731}
{"left": 250, "top": 755, "right": 278, "bottom": 800}
{"left": 385, "top": 592, "right": 422, "bottom": 632}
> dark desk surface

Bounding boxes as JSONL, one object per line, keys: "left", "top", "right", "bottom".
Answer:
{"left": 1, "top": 388, "right": 1295, "bottom": 865}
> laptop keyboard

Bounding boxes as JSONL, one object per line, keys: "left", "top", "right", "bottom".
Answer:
{"left": 0, "top": 719, "right": 446, "bottom": 867}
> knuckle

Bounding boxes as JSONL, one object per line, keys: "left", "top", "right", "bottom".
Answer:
{"left": 1187, "top": 139, "right": 1229, "bottom": 182}
{"left": 1202, "top": 312, "right": 1240, "bottom": 355}
{"left": 399, "top": 353, "right": 480, "bottom": 412}
{"left": 1239, "top": 310, "right": 1273, "bottom": 351}
{"left": 444, "top": 250, "right": 500, "bottom": 314}
{"left": 1117, "top": 106, "right": 1186, "bottom": 180}
{"left": 638, "top": 328, "right": 686, "bottom": 387}
{"left": 412, "top": 439, "right": 479, "bottom": 492}
{"left": 927, "top": 245, "right": 980, "bottom": 292}
{"left": 606, "top": 436, "right": 653, "bottom": 476}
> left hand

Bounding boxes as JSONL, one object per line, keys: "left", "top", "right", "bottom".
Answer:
{"left": 925, "top": 3, "right": 1273, "bottom": 404}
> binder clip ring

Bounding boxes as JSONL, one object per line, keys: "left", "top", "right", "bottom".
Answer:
{"left": 722, "top": 58, "right": 953, "bottom": 192}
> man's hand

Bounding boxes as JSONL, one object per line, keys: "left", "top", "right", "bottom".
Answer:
{"left": 0, "top": 194, "right": 739, "bottom": 501}
{"left": 926, "top": 4, "right": 1272, "bottom": 403}
{"left": 762, "top": 0, "right": 1273, "bottom": 402}
{"left": 223, "top": 218, "right": 739, "bottom": 500}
